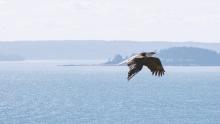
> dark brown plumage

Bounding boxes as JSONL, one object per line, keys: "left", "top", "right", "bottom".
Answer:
{"left": 127, "top": 54, "right": 165, "bottom": 81}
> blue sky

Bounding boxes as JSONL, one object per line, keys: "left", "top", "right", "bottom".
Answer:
{"left": 0, "top": 0, "right": 220, "bottom": 42}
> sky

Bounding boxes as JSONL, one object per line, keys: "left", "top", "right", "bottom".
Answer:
{"left": 0, "top": 0, "right": 220, "bottom": 42}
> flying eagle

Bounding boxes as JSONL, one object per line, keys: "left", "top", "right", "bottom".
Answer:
{"left": 122, "top": 52, "right": 165, "bottom": 81}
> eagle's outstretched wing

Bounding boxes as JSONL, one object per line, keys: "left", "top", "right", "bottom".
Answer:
{"left": 118, "top": 54, "right": 139, "bottom": 65}
{"left": 127, "top": 58, "right": 143, "bottom": 80}
{"left": 143, "top": 57, "right": 165, "bottom": 76}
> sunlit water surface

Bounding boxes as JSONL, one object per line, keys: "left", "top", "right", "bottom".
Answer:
{"left": 0, "top": 61, "right": 220, "bottom": 124}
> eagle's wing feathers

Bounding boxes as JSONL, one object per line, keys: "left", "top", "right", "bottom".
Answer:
{"left": 127, "top": 58, "right": 143, "bottom": 80}
{"left": 143, "top": 57, "right": 165, "bottom": 76}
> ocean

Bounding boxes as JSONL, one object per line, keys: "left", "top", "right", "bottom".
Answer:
{"left": 0, "top": 61, "right": 220, "bottom": 124}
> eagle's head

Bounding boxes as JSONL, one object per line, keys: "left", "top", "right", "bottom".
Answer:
{"left": 141, "top": 51, "right": 156, "bottom": 57}
{"left": 149, "top": 52, "right": 156, "bottom": 55}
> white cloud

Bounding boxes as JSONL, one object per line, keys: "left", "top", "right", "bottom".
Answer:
{"left": 0, "top": 0, "right": 220, "bottom": 42}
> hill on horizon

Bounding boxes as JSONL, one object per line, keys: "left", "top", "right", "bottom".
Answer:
{"left": 0, "top": 40, "right": 220, "bottom": 60}
{"left": 105, "top": 47, "right": 220, "bottom": 66}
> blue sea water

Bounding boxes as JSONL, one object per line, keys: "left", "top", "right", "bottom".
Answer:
{"left": 0, "top": 61, "right": 220, "bottom": 124}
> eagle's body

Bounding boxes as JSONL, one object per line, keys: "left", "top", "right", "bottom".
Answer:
{"left": 126, "top": 52, "right": 165, "bottom": 80}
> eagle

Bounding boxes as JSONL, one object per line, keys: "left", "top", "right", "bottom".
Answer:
{"left": 121, "top": 52, "right": 165, "bottom": 81}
